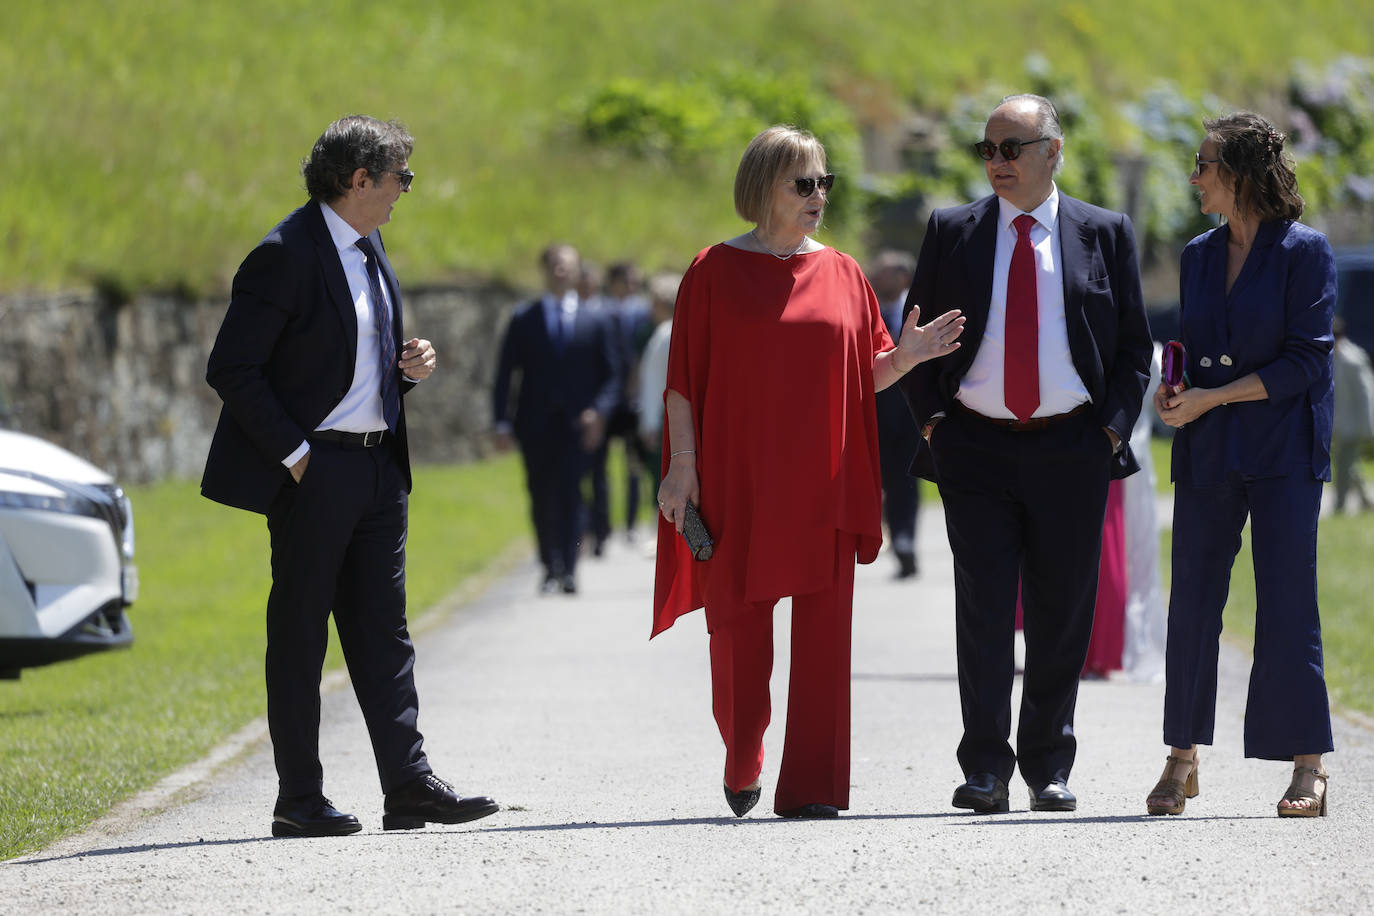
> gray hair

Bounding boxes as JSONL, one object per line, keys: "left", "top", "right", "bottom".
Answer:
{"left": 1000, "top": 93, "right": 1064, "bottom": 174}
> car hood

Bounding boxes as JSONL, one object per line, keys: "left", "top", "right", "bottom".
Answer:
{"left": 0, "top": 430, "right": 114, "bottom": 486}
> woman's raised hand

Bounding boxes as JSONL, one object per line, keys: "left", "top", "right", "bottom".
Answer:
{"left": 897, "top": 306, "right": 965, "bottom": 368}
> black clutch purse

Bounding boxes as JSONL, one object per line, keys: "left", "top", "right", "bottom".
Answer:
{"left": 681, "top": 501, "right": 714, "bottom": 561}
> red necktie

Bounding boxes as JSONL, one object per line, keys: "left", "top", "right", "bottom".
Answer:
{"left": 1005, "top": 213, "right": 1040, "bottom": 421}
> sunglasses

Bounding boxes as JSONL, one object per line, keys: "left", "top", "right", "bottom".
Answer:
{"left": 973, "top": 137, "right": 1050, "bottom": 161}
{"left": 789, "top": 174, "right": 835, "bottom": 197}
{"left": 388, "top": 169, "right": 415, "bottom": 191}
{"left": 1194, "top": 154, "right": 1221, "bottom": 175}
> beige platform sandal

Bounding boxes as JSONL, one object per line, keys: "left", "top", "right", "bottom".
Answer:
{"left": 1145, "top": 753, "right": 1199, "bottom": 816}
{"left": 1277, "top": 766, "right": 1328, "bottom": 818}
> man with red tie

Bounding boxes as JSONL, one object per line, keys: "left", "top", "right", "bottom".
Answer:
{"left": 898, "top": 94, "right": 1152, "bottom": 813}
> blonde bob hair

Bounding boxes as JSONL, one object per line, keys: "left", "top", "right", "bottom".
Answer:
{"left": 733, "top": 125, "right": 827, "bottom": 226}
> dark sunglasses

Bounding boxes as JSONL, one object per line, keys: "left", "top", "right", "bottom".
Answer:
{"left": 973, "top": 137, "right": 1050, "bottom": 161}
{"left": 789, "top": 174, "right": 835, "bottom": 197}
{"left": 1194, "top": 154, "right": 1221, "bottom": 174}
{"left": 388, "top": 169, "right": 415, "bottom": 190}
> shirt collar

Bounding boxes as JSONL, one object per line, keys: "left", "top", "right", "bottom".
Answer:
{"left": 544, "top": 290, "right": 578, "bottom": 313}
{"left": 319, "top": 200, "right": 364, "bottom": 253}
{"left": 998, "top": 184, "right": 1059, "bottom": 235}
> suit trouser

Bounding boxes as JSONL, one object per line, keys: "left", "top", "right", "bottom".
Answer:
{"left": 707, "top": 532, "right": 857, "bottom": 814}
{"left": 1163, "top": 473, "right": 1334, "bottom": 759}
{"left": 879, "top": 435, "right": 921, "bottom": 555}
{"left": 932, "top": 409, "right": 1111, "bottom": 787}
{"left": 589, "top": 405, "right": 644, "bottom": 540}
{"left": 265, "top": 440, "right": 430, "bottom": 797}
{"left": 520, "top": 428, "right": 590, "bottom": 578}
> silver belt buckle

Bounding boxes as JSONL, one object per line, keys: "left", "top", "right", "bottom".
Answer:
{"left": 362, "top": 430, "right": 384, "bottom": 447}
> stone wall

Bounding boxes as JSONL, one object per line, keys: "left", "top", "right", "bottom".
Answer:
{"left": 0, "top": 283, "right": 524, "bottom": 484}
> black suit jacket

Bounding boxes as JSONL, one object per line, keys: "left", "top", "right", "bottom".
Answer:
{"left": 898, "top": 192, "right": 1152, "bottom": 482}
{"left": 201, "top": 201, "right": 414, "bottom": 514}
{"left": 491, "top": 297, "right": 622, "bottom": 449}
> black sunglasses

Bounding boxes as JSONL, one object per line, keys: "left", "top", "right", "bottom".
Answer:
{"left": 388, "top": 169, "right": 415, "bottom": 191}
{"left": 973, "top": 137, "right": 1051, "bottom": 161}
{"left": 1194, "top": 154, "right": 1221, "bottom": 174}
{"left": 789, "top": 174, "right": 835, "bottom": 197}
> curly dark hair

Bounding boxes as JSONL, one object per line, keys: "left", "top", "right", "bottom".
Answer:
{"left": 1203, "top": 111, "right": 1303, "bottom": 222}
{"left": 301, "top": 115, "right": 414, "bottom": 203}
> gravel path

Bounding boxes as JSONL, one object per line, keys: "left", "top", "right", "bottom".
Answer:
{"left": 5, "top": 507, "right": 1371, "bottom": 914}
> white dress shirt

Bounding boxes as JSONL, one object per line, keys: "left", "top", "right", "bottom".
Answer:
{"left": 282, "top": 201, "right": 394, "bottom": 467}
{"left": 957, "top": 187, "right": 1090, "bottom": 419}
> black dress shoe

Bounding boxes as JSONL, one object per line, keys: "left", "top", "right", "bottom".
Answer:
{"left": 383, "top": 773, "right": 499, "bottom": 830}
{"left": 1029, "top": 780, "right": 1077, "bottom": 812}
{"left": 952, "top": 773, "right": 1010, "bottom": 813}
{"left": 724, "top": 782, "right": 761, "bottom": 817}
{"left": 271, "top": 794, "right": 362, "bottom": 838}
{"left": 560, "top": 574, "right": 577, "bottom": 594}
{"left": 778, "top": 803, "right": 839, "bottom": 819}
{"left": 895, "top": 551, "right": 918, "bottom": 579}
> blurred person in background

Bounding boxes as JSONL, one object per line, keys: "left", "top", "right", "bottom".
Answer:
{"left": 869, "top": 249, "right": 923, "bottom": 579}
{"left": 1331, "top": 316, "right": 1374, "bottom": 513}
{"left": 653, "top": 125, "right": 964, "bottom": 819}
{"left": 1121, "top": 345, "right": 1166, "bottom": 684}
{"left": 492, "top": 243, "right": 621, "bottom": 594}
{"left": 1149, "top": 112, "right": 1335, "bottom": 818}
{"left": 636, "top": 271, "right": 682, "bottom": 484}
{"left": 589, "top": 261, "right": 654, "bottom": 549}
{"left": 203, "top": 115, "right": 497, "bottom": 837}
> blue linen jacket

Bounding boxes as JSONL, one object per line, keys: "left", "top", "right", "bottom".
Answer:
{"left": 1171, "top": 219, "right": 1336, "bottom": 486}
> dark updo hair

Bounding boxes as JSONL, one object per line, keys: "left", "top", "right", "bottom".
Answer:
{"left": 301, "top": 115, "right": 414, "bottom": 203}
{"left": 1203, "top": 111, "right": 1303, "bottom": 222}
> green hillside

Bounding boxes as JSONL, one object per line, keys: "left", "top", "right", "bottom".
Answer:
{"left": 4, "top": 0, "right": 1372, "bottom": 296}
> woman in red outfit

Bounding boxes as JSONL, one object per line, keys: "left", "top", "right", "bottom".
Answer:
{"left": 653, "top": 125, "right": 965, "bottom": 819}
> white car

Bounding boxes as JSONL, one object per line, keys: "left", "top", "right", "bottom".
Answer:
{"left": 0, "top": 429, "right": 138, "bottom": 679}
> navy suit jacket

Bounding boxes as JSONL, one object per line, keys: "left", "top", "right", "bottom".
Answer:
{"left": 491, "top": 297, "right": 622, "bottom": 448}
{"left": 876, "top": 298, "right": 921, "bottom": 452}
{"left": 1171, "top": 219, "right": 1336, "bottom": 486}
{"left": 201, "top": 201, "right": 415, "bottom": 514}
{"left": 898, "top": 192, "right": 1153, "bottom": 482}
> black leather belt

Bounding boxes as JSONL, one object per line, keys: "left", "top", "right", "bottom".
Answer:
{"left": 310, "top": 429, "right": 388, "bottom": 448}
{"left": 952, "top": 400, "right": 1090, "bottom": 431}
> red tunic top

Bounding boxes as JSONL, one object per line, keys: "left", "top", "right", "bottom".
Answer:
{"left": 651, "top": 243, "right": 894, "bottom": 637}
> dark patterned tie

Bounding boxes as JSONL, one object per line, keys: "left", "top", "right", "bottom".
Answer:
{"left": 1004, "top": 213, "right": 1041, "bottom": 421}
{"left": 355, "top": 237, "right": 400, "bottom": 430}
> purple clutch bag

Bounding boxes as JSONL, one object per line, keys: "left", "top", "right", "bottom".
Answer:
{"left": 1162, "top": 340, "right": 1188, "bottom": 395}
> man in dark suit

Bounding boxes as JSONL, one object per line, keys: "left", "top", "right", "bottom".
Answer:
{"left": 899, "top": 94, "right": 1152, "bottom": 813}
{"left": 492, "top": 243, "right": 621, "bottom": 594}
{"left": 586, "top": 260, "right": 653, "bottom": 552}
{"left": 202, "top": 115, "right": 497, "bottom": 837}
{"left": 870, "top": 249, "right": 922, "bottom": 579}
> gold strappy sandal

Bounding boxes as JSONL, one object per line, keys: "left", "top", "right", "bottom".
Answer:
{"left": 1146, "top": 753, "right": 1199, "bottom": 816}
{"left": 1277, "top": 766, "right": 1328, "bottom": 818}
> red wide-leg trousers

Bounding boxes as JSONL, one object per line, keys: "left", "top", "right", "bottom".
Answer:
{"left": 707, "top": 532, "right": 856, "bottom": 814}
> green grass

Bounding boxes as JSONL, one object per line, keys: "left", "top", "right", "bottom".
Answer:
{"left": 1152, "top": 436, "right": 1374, "bottom": 720}
{"left": 4, "top": 1, "right": 1371, "bottom": 295}
{"left": 0, "top": 455, "right": 528, "bottom": 861}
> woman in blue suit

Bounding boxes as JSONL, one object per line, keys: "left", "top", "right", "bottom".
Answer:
{"left": 1147, "top": 112, "right": 1335, "bottom": 818}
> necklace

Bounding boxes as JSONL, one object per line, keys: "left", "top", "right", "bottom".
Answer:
{"left": 751, "top": 228, "right": 806, "bottom": 260}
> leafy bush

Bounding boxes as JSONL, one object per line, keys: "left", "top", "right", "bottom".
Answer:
{"left": 576, "top": 68, "right": 866, "bottom": 234}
